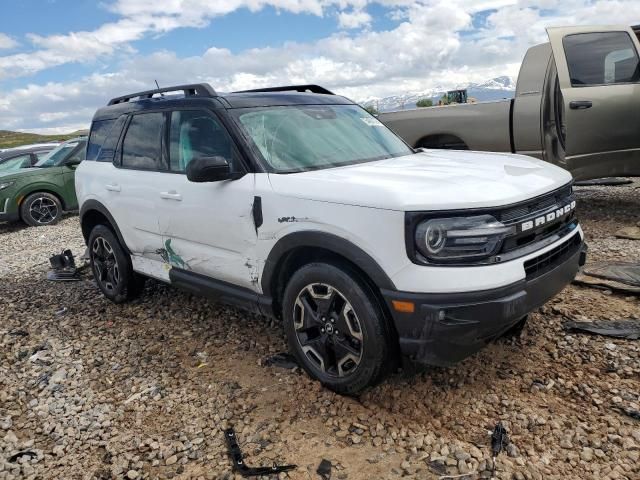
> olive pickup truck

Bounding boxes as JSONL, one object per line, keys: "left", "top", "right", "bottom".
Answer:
{"left": 379, "top": 25, "right": 640, "bottom": 181}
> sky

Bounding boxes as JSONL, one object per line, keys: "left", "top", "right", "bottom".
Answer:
{"left": 0, "top": 0, "right": 639, "bottom": 134}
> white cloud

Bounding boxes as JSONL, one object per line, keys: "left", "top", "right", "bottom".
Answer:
{"left": 1, "top": 0, "right": 640, "bottom": 132}
{"left": 338, "top": 9, "right": 373, "bottom": 28}
{"left": 0, "top": 33, "right": 18, "bottom": 50}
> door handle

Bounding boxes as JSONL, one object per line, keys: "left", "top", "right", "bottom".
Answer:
{"left": 160, "top": 191, "right": 182, "bottom": 201}
{"left": 569, "top": 100, "right": 592, "bottom": 110}
{"left": 105, "top": 183, "right": 121, "bottom": 192}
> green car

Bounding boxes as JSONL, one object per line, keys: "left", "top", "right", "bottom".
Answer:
{"left": 0, "top": 137, "right": 86, "bottom": 226}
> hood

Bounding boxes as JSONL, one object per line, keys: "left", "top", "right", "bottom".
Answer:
{"left": 268, "top": 150, "right": 573, "bottom": 211}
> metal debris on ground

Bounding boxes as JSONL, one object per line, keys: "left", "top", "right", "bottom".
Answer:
{"left": 224, "top": 428, "right": 297, "bottom": 477}
{"left": 8, "top": 450, "right": 37, "bottom": 463}
{"left": 263, "top": 352, "right": 299, "bottom": 370}
{"left": 584, "top": 262, "right": 640, "bottom": 287}
{"left": 614, "top": 407, "right": 640, "bottom": 421}
{"left": 563, "top": 319, "right": 640, "bottom": 340}
{"left": 491, "top": 422, "right": 510, "bottom": 478}
{"left": 573, "top": 261, "right": 640, "bottom": 295}
{"left": 614, "top": 226, "right": 640, "bottom": 241}
{"left": 574, "top": 177, "right": 633, "bottom": 187}
{"left": 47, "top": 249, "right": 79, "bottom": 281}
{"left": 316, "top": 458, "right": 332, "bottom": 479}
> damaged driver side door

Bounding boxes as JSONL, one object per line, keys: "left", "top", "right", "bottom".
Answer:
{"left": 155, "top": 109, "right": 258, "bottom": 290}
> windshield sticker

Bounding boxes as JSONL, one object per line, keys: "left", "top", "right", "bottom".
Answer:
{"left": 360, "top": 117, "right": 384, "bottom": 127}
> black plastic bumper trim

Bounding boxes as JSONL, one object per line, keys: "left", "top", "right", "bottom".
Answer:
{"left": 382, "top": 239, "right": 586, "bottom": 366}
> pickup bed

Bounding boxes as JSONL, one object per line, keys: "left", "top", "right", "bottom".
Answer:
{"left": 380, "top": 25, "right": 640, "bottom": 181}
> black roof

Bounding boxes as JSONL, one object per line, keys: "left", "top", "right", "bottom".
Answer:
{"left": 93, "top": 83, "right": 354, "bottom": 122}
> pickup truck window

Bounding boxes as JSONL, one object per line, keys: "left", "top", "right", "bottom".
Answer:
{"left": 233, "top": 105, "right": 412, "bottom": 173}
{"left": 563, "top": 32, "right": 640, "bottom": 86}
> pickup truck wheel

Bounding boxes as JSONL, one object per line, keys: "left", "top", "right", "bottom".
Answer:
{"left": 88, "top": 224, "right": 145, "bottom": 303}
{"left": 282, "top": 262, "right": 390, "bottom": 395}
{"left": 20, "top": 192, "right": 62, "bottom": 226}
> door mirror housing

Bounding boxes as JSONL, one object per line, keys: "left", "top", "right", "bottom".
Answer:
{"left": 64, "top": 158, "right": 82, "bottom": 168}
{"left": 186, "top": 156, "right": 243, "bottom": 182}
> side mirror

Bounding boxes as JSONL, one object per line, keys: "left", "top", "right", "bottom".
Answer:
{"left": 64, "top": 158, "right": 82, "bottom": 167}
{"left": 186, "top": 156, "right": 242, "bottom": 182}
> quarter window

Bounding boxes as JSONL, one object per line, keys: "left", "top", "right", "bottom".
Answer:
{"left": 122, "top": 112, "right": 164, "bottom": 170}
{"left": 563, "top": 32, "right": 640, "bottom": 86}
{"left": 87, "top": 119, "right": 116, "bottom": 161}
{"left": 168, "top": 110, "right": 235, "bottom": 172}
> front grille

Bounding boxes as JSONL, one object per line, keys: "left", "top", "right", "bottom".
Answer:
{"left": 524, "top": 233, "right": 581, "bottom": 279}
{"left": 497, "top": 184, "right": 573, "bottom": 223}
{"left": 498, "top": 183, "right": 576, "bottom": 253}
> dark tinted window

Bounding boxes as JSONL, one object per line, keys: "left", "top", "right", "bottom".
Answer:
{"left": 87, "top": 119, "right": 116, "bottom": 161}
{"left": 122, "top": 113, "right": 164, "bottom": 170}
{"left": 168, "top": 110, "right": 236, "bottom": 172}
{"left": 563, "top": 32, "right": 640, "bottom": 86}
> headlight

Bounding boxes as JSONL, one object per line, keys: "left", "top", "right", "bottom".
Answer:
{"left": 415, "top": 214, "right": 514, "bottom": 262}
{"left": 0, "top": 181, "right": 14, "bottom": 191}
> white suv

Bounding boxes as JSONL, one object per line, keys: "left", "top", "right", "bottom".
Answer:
{"left": 76, "top": 83, "right": 586, "bottom": 394}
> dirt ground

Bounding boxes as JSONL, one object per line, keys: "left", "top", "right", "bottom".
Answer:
{"left": 0, "top": 180, "right": 639, "bottom": 480}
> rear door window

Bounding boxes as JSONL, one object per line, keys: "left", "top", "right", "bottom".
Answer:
{"left": 121, "top": 112, "right": 165, "bottom": 170}
{"left": 563, "top": 32, "right": 640, "bottom": 86}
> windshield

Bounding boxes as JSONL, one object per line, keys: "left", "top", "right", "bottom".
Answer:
{"left": 233, "top": 104, "right": 412, "bottom": 172}
{"left": 35, "top": 141, "right": 82, "bottom": 168}
{"left": 0, "top": 154, "right": 32, "bottom": 173}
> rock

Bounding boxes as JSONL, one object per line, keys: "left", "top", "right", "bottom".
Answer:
{"left": 49, "top": 368, "right": 67, "bottom": 385}
{"left": 165, "top": 455, "right": 178, "bottom": 466}
{"left": 581, "top": 447, "right": 594, "bottom": 462}
{"left": 126, "top": 470, "right": 139, "bottom": 479}
{"left": 4, "top": 431, "right": 18, "bottom": 444}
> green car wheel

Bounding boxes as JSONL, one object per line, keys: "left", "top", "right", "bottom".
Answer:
{"left": 20, "top": 192, "right": 63, "bottom": 227}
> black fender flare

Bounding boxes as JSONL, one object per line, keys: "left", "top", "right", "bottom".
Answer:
{"left": 260, "top": 230, "right": 396, "bottom": 294}
{"left": 79, "top": 200, "right": 130, "bottom": 253}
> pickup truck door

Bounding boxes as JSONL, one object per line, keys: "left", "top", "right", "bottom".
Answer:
{"left": 546, "top": 26, "right": 640, "bottom": 180}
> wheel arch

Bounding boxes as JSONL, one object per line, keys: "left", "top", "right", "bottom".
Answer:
{"left": 414, "top": 133, "right": 469, "bottom": 150}
{"left": 262, "top": 231, "right": 396, "bottom": 321}
{"left": 80, "top": 200, "right": 130, "bottom": 253}
{"left": 18, "top": 188, "right": 67, "bottom": 210}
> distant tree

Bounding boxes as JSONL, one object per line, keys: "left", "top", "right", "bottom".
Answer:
{"left": 440, "top": 93, "right": 449, "bottom": 105}
{"left": 363, "top": 104, "right": 378, "bottom": 115}
{"left": 416, "top": 98, "right": 433, "bottom": 108}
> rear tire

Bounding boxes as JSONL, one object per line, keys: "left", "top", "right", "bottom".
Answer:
{"left": 282, "top": 262, "right": 391, "bottom": 395}
{"left": 20, "top": 192, "right": 62, "bottom": 226}
{"left": 88, "top": 224, "right": 145, "bottom": 303}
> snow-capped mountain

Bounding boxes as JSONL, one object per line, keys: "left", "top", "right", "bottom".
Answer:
{"left": 361, "top": 76, "right": 516, "bottom": 112}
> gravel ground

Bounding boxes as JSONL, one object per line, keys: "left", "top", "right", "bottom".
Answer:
{"left": 1, "top": 182, "right": 639, "bottom": 480}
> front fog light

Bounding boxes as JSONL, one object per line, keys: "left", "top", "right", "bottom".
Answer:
{"left": 415, "top": 214, "right": 514, "bottom": 262}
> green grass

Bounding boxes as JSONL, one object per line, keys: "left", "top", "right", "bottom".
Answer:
{"left": 0, "top": 129, "right": 88, "bottom": 149}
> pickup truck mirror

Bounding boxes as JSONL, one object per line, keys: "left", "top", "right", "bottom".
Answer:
{"left": 186, "top": 156, "right": 243, "bottom": 182}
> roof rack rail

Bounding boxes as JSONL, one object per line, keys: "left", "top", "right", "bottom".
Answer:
{"left": 233, "top": 84, "right": 334, "bottom": 95}
{"left": 107, "top": 83, "right": 217, "bottom": 106}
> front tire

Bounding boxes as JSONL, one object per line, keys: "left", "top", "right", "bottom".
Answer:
{"left": 282, "top": 262, "right": 391, "bottom": 395}
{"left": 88, "top": 224, "right": 145, "bottom": 303}
{"left": 20, "top": 192, "right": 62, "bottom": 226}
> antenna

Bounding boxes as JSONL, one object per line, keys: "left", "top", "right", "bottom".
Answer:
{"left": 154, "top": 80, "right": 164, "bottom": 97}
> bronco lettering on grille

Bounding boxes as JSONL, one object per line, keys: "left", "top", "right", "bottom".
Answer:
{"left": 519, "top": 200, "right": 576, "bottom": 233}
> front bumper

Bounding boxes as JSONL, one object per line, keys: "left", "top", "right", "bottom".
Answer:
{"left": 0, "top": 198, "right": 19, "bottom": 222}
{"left": 382, "top": 235, "right": 586, "bottom": 367}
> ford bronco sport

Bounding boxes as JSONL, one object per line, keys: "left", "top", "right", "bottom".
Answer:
{"left": 77, "top": 83, "right": 586, "bottom": 394}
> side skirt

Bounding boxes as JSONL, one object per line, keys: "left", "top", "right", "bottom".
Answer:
{"left": 169, "top": 268, "right": 273, "bottom": 317}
